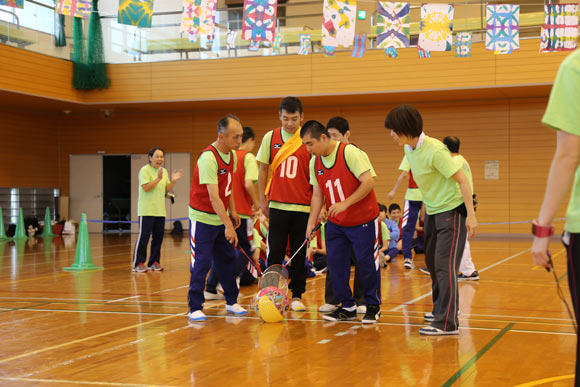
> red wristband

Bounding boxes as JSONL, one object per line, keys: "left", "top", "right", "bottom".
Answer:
{"left": 531, "top": 220, "right": 554, "bottom": 238}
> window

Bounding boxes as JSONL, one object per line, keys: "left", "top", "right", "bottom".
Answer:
{"left": 0, "top": 0, "right": 55, "bottom": 35}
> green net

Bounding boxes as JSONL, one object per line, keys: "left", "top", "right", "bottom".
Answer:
{"left": 54, "top": 11, "right": 66, "bottom": 47}
{"left": 72, "top": 0, "right": 110, "bottom": 90}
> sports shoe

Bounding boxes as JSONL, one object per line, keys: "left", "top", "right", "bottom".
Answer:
{"left": 361, "top": 305, "right": 381, "bottom": 324}
{"left": 419, "top": 326, "right": 459, "bottom": 335}
{"left": 322, "top": 307, "right": 357, "bottom": 322}
{"left": 291, "top": 299, "right": 306, "bottom": 312}
{"left": 149, "top": 262, "right": 164, "bottom": 271}
{"left": 356, "top": 305, "right": 367, "bottom": 314}
{"left": 188, "top": 310, "right": 207, "bottom": 321}
{"left": 458, "top": 271, "right": 479, "bottom": 281}
{"left": 404, "top": 258, "right": 414, "bottom": 269}
{"left": 418, "top": 267, "right": 430, "bottom": 276}
{"left": 319, "top": 303, "right": 339, "bottom": 313}
{"left": 132, "top": 263, "right": 148, "bottom": 273}
{"left": 225, "top": 303, "right": 248, "bottom": 315}
{"left": 424, "top": 312, "right": 434, "bottom": 322}
{"left": 204, "top": 291, "right": 224, "bottom": 300}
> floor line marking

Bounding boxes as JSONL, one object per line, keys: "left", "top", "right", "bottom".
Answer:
{"left": 334, "top": 331, "right": 349, "bottom": 336}
{"left": 0, "top": 377, "right": 176, "bottom": 387}
{"left": 442, "top": 323, "right": 515, "bottom": 387}
{"left": 106, "top": 295, "right": 141, "bottom": 304}
{"left": 512, "top": 373, "right": 575, "bottom": 386}
{"left": 317, "top": 339, "right": 332, "bottom": 344}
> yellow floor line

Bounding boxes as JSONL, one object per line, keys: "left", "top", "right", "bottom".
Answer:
{"left": 512, "top": 373, "right": 575, "bottom": 386}
{"left": 0, "top": 376, "right": 175, "bottom": 386}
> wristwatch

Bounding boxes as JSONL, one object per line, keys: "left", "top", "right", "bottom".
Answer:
{"left": 531, "top": 220, "right": 554, "bottom": 238}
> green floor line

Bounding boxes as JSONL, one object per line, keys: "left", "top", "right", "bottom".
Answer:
{"left": 441, "top": 322, "right": 515, "bottom": 387}
{"left": 558, "top": 271, "right": 568, "bottom": 282}
{"left": 0, "top": 302, "right": 54, "bottom": 314}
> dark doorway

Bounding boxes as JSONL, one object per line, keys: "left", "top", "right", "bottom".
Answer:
{"left": 103, "top": 155, "right": 131, "bottom": 232}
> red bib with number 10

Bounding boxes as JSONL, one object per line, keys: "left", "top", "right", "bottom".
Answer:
{"left": 189, "top": 145, "right": 234, "bottom": 214}
{"left": 314, "top": 143, "right": 379, "bottom": 227}
{"left": 268, "top": 128, "right": 313, "bottom": 206}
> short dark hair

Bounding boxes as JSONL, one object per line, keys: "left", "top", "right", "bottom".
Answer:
{"left": 443, "top": 136, "right": 460, "bottom": 153}
{"left": 326, "top": 116, "right": 350, "bottom": 135}
{"left": 242, "top": 126, "right": 255, "bottom": 143}
{"left": 300, "top": 120, "right": 329, "bottom": 140}
{"left": 148, "top": 147, "right": 165, "bottom": 162}
{"left": 217, "top": 114, "right": 241, "bottom": 134}
{"left": 384, "top": 105, "right": 423, "bottom": 138}
{"left": 388, "top": 203, "right": 401, "bottom": 213}
{"left": 378, "top": 203, "right": 387, "bottom": 213}
{"left": 279, "top": 97, "right": 303, "bottom": 115}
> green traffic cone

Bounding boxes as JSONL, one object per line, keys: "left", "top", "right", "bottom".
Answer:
{"left": 12, "top": 208, "right": 27, "bottom": 239}
{"left": 42, "top": 236, "right": 53, "bottom": 262}
{"left": 0, "top": 207, "right": 7, "bottom": 239}
{"left": 64, "top": 213, "right": 103, "bottom": 271}
{"left": 41, "top": 207, "right": 55, "bottom": 237}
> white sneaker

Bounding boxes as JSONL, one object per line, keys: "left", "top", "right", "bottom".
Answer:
{"left": 216, "top": 284, "right": 224, "bottom": 293}
{"left": 356, "top": 305, "right": 367, "bottom": 314}
{"left": 226, "top": 303, "right": 248, "bottom": 315}
{"left": 319, "top": 303, "right": 338, "bottom": 313}
{"left": 291, "top": 299, "right": 306, "bottom": 312}
{"left": 204, "top": 291, "right": 224, "bottom": 300}
{"left": 188, "top": 310, "right": 207, "bottom": 321}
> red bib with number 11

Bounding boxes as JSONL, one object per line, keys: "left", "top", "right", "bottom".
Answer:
{"left": 315, "top": 143, "right": 379, "bottom": 227}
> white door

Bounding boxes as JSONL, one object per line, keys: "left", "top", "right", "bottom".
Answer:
{"left": 70, "top": 155, "right": 103, "bottom": 233}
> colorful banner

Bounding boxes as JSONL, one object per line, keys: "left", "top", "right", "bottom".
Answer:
{"left": 118, "top": 0, "right": 154, "bottom": 28}
{"left": 486, "top": 4, "right": 520, "bottom": 54}
{"left": 323, "top": 45, "right": 336, "bottom": 57}
{"left": 351, "top": 33, "right": 366, "bottom": 57}
{"left": 273, "top": 32, "right": 282, "bottom": 54}
{"left": 56, "top": 0, "right": 92, "bottom": 18}
{"left": 418, "top": 45, "right": 431, "bottom": 58}
{"left": 321, "top": 0, "right": 357, "bottom": 48}
{"left": 242, "top": 0, "right": 278, "bottom": 43}
{"left": 454, "top": 32, "right": 472, "bottom": 57}
{"left": 418, "top": 3, "right": 454, "bottom": 52}
{"left": 181, "top": 0, "right": 217, "bottom": 38}
{"left": 249, "top": 40, "right": 260, "bottom": 51}
{"left": 376, "top": 2, "right": 410, "bottom": 49}
{"left": 0, "top": 0, "right": 24, "bottom": 9}
{"left": 385, "top": 47, "right": 398, "bottom": 58}
{"left": 298, "top": 34, "right": 311, "bottom": 55}
{"left": 540, "top": 4, "right": 579, "bottom": 52}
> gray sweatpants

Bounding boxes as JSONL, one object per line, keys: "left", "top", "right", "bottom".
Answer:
{"left": 424, "top": 208, "right": 467, "bottom": 331}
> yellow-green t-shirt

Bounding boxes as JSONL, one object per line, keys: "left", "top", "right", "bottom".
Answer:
{"left": 138, "top": 165, "right": 170, "bottom": 217}
{"left": 404, "top": 135, "right": 463, "bottom": 215}
{"left": 256, "top": 128, "right": 311, "bottom": 214}
{"left": 452, "top": 154, "right": 473, "bottom": 193}
{"left": 542, "top": 49, "right": 580, "bottom": 232}
{"left": 398, "top": 156, "right": 423, "bottom": 202}
{"left": 380, "top": 221, "right": 390, "bottom": 244}
{"left": 309, "top": 142, "right": 376, "bottom": 186}
{"left": 239, "top": 152, "right": 259, "bottom": 220}
{"left": 189, "top": 147, "right": 237, "bottom": 226}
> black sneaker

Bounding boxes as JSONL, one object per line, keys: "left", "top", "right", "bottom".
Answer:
{"left": 322, "top": 307, "right": 357, "bottom": 322}
{"left": 458, "top": 271, "right": 479, "bottom": 281}
{"left": 361, "top": 304, "right": 381, "bottom": 324}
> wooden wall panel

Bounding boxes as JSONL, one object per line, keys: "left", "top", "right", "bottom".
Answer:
{"left": 0, "top": 109, "right": 59, "bottom": 188}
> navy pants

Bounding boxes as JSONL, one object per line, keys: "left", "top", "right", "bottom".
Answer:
{"left": 402, "top": 200, "right": 422, "bottom": 260}
{"left": 188, "top": 220, "right": 239, "bottom": 312}
{"left": 206, "top": 218, "right": 253, "bottom": 292}
{"left": 133, "top": 216, "right": 165, "bottom": 267}
{"left": 325, "top": 218, "right": 381, "bottom": 309}
{"left": 563, "top": 232, "right": 580, "bottom": 384}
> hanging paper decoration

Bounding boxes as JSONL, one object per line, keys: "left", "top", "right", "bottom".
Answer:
{"left": 351, "top": 33, "right": 366, "bottom": 58}
{"left": 540, "top": 4, "right": 579, "bottom": 53}
{"left": 0, "top": 0, "right": 24, "bottom": 9}
{"left": 323, "top": 46, "right": 336, "bottom": 57}
{"left": 118, "top": 0, "right": 154, "bottom": 28}
{"left": 385, "top": 47, "right": 398, "bottom": 58}
{"left": 181, "top": 0, "right": 217, "bottom": 41}
{"left": 249, "top": 40, "right": 260, "bottom": 51}
{"left": 486, "top": 4, "right": 520, "bottom": 54}
{"left": 321, "top": 0, "right": 357, "bottom": 48}
{"left": 242, "top": 0, "right": 278, "bottom": 43}
{"left": 273, "top": 32, "right": 282, "bottom": 54}
{"left": 227, "top": 30, "right": 237, "bottom": 49}
{"left": 57, "top": 0, "right": 92, "bottom": 18}
{"left": 418, "top": 45, "right": 431, "bottom": 58}
{"left": 418, "top": 4, "right": 454, "bottom": 52}
{"left": 376, "top": 2, "right": 410, "bottom": 49}
{"left": 454, "top": 32, "right": 472, "bottom": 57}
{"left": 298, "top": 34, "right": 311, "bottom": 55}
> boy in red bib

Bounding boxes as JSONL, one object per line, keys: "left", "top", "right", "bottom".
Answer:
{"left": 188, "top": 115, "right": 247, "bottom": 322}
{"left": 302, "top": 120, "right": 382, "bottom": 323}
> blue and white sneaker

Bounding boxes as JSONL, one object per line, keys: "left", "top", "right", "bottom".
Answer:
{"left": 188, "top": 310, "right": 207, "bottom": 322}
{"left": 226, "top": 303, "right": 248, "bottom": 315}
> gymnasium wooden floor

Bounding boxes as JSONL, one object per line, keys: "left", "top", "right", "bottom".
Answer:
{"left": 0, "top": 233, "right": 575, "bottom": 386}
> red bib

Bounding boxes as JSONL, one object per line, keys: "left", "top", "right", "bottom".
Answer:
{"left": 189, "top": 145, "right": 234, "bottom": 214}
{"left": 314, "top": 143, "right": 379, "bottom": 227}
{"left": 408, "top": 170, "right": 418, "bottom": 189}
{"left": 268, "top": 128, "right": 313, "bottom": 206}
{"left": 233, "top": 150, "right": 253, "bottom": 217}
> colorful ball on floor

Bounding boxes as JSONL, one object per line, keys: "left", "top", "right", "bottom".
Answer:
{"left": 253, "top": 286, "right": 289, "bottom": 323}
